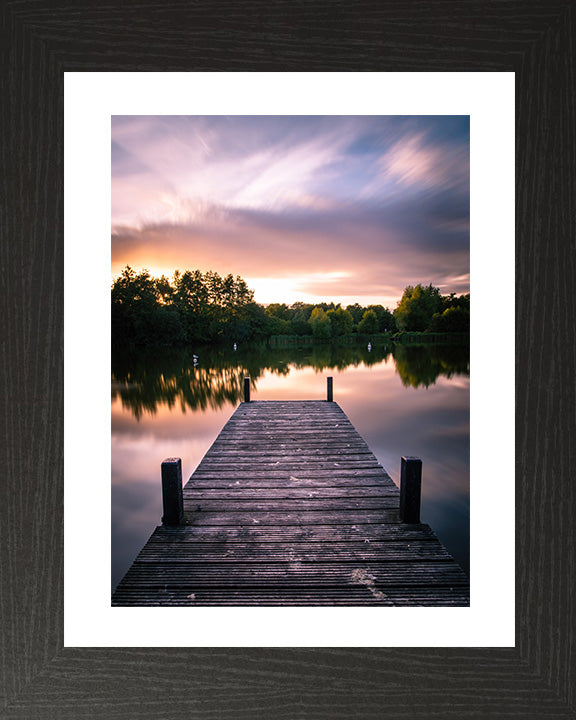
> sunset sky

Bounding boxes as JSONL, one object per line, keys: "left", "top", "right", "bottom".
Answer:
{"left": 111, "top": 115, "right": 469, "bottom": 307}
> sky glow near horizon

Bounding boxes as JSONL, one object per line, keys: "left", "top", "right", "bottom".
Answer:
{"left": 111, "top": 115, "right": 470, "bottom": 307}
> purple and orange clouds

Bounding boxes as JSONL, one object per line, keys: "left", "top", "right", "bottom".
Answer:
{"left": 112, "top": 116, "right": 469, "bottom": 306}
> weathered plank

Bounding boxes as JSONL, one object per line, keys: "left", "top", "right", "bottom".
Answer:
{"left": 183, "top": 498, "right": 399, "bottom": 511}
{"left": 183, "top": 487, "right": 399, "bottom": 498}
{"left": 135, "top": 541, "right": 454, "bottom": 562}
{"left": 181, "top": 510, "right": 403, "bottom": 525}
{"left": 189, "top": 473, "right": 395, "bottom": 488}
{"left": 196, "top": 459, "right": 382, "bottom": 469}
{"left": 112, "top": 400, "right": 469, "bottom": 606}
{"left": 190, "top": 469, "right": 393, "bottom": 481}
{"left": 135, "top": 524, "right": 439, "bottom": 542}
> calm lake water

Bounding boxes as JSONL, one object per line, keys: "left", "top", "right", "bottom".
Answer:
{"left": 111, "top": 341, "right": 470, "bottom": 592}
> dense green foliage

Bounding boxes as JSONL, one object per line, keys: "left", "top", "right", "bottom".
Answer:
{"left": 394, "top": 284, "right": 470, "bottom": 333}
{"left": 112, "top": 266, "right": 261, "bottom": 347}
{"left": 111, "top": 267, "right": 469, "bottom": 348}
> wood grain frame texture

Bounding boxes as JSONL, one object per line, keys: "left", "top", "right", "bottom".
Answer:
{"left": 0, "top": 1, "right": 574, "bottom": 718}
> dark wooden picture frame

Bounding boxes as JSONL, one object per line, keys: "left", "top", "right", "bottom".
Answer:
{"left": 1, "top": 2, "right": 574, "bottom": 717}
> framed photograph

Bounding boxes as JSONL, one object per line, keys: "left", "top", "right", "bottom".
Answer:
{"left": 2, "top": 4, "right": 574, "bottom": 718}
{"left": 67, "top": 73, "right": 511, "bottom": 646}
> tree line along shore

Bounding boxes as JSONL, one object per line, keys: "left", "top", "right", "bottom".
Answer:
{"left": 112, "top": 266, "right": 470, "bottom": 349}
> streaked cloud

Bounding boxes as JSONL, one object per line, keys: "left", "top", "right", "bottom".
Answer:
{"left": 111, "top": 115, "right": 469, "bottom": 306}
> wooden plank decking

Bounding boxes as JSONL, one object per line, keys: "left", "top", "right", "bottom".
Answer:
{"left": 112, "top": 400, "right": 470, "bottom": 606}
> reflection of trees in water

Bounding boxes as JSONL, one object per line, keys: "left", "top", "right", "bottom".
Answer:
{"left": 112, "top": 341, "right": 468, "bottom": 418}
{"left": 293, "top": 343, "right": 391, "bottom": 372}
{"left": 392, "top": 344, "right": 470, "bottom": 389}
{"left": 112, "top": 348, "right": 253, "bottom": 420}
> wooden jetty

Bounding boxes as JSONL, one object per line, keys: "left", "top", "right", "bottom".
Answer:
{"left": 112, "top": 382, "right": 469, "bottom": 606}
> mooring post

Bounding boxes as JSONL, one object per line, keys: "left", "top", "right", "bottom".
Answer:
{"left": 244, "top": 376, "right": 251, "bottom": 403}
{"left": 399, "top": 456, "right": 422, "bottom": 523}
{"left": 327, "top": 376, "right": 333, "bottom": 402}
{"left": 161, "top": 457, "right": 184, "bottom": 525}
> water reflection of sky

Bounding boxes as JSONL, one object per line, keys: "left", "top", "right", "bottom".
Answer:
{"left": 112, "top": 355, "right": 469, "bottom": 591}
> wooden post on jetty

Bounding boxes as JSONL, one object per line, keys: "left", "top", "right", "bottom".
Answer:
{"left": 161, "top": 457, "right": 184, "bottom": 525}
{"left": 399, "top": 456, "right": 422, "bottom": 523}
{"left": 244, "top": 377, "right": 251, "bottom": 403}
{"left": 327, "top": 376, "right": 333, "bottom": 402}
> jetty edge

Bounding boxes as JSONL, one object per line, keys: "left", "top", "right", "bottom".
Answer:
{"left": 112, "top": 377, "right": 470, "bottom": 606}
